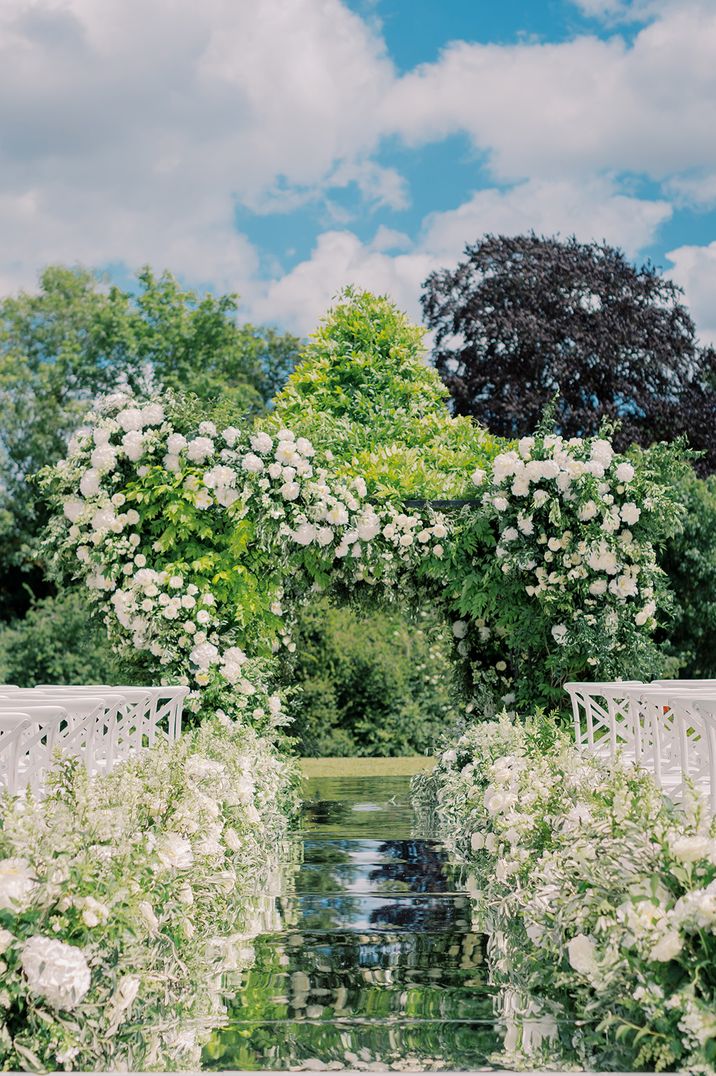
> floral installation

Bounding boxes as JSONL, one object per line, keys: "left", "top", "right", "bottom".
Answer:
{"left": 414, "top": 715, "right": 716, "bottom": 1072}
{"left": 0, "top": 718, "right": 300, "bottom": 1071}
{"left": 38, "top": 390, "right": 450, "bottom": 727}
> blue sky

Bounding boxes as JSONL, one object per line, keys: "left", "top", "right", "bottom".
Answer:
{"left": 1, "top": 0, "right": 715, "bottom": 342}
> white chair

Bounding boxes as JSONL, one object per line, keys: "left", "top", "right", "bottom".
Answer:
{"left": 565, "top": 681, "right": 644, "bottom": 757}
{"left": 0, "top": 692, "right": 123, "bottom": 776}
{"left": 0, "top": 704, "right": 68, "bottom": 795}
{"left": 34, "top": 685, "right": 188, "bottom": 743}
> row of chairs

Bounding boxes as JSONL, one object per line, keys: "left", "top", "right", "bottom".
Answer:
{"left": 566, "top": 679, "right": 716, "bottom": 812}
{"left": 0, "top": 684, "right": 188, "bottom": 797}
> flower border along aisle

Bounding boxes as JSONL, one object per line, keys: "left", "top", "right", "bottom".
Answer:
{"left": 0, "top": 719, "right": 299, "bottom": 1071}
{"left": 414, "top": 716, "right": 716, "bottom": 1073}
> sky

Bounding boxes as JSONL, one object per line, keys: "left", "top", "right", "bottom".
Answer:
{"left": 1, "top": 0, "right": 716, "bottom": 343}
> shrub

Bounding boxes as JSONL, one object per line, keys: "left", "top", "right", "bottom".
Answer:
{"left": 284, "top": 600, "right": 462, "bottom": 756}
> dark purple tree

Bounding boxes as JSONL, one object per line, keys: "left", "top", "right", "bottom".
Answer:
{"left": 421, "top": 234, "right": 716, "bottom": 473}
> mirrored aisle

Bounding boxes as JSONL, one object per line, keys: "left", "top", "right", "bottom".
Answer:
{"left": 203, "top": 774, "right": 502, "bottom": 1071}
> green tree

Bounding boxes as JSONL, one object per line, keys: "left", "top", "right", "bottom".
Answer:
{"left": 0, "top": 265, "right": 300, "bottom": 618}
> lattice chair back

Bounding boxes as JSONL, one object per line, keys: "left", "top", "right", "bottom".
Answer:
{"left": 35, "top": 684, "right": 188, "bottom": 744}
{"left": 0, "top": 705, "right": 67, "bottom": 795}
{"left": 660, "top": 692, "right": 716, "bottom": 806}
{"left": 564, "top": 682, "right": 643, "bottom": 757}
{"left": 681, "top": 695, "right": 716, "bottom": 814}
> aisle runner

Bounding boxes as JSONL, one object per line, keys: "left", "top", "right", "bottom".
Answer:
{"left": 203, "top": 774, "right": 500, "bottom": 1070}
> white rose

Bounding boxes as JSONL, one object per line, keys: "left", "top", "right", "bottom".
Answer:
{"left": 493, "top": 497, "right": 508, "bottom": 512}
{"left": 578, "top": 500, "right": 598, "bottom": 522}
{"left": 122, "top": 430, "right": 144, "bottom": 462}
{"left": 242, "top": 453, "right": 264, "bottom": 473}
{"left": 222, "top": 426, "right": 240, "bottom": 447}
{"left": 63, "top": 499, "right": 85, "bottom": 523}
{"left": 186, "top": 437, "right": 215, "bottom": 463}
{"left": 281, "top": 481, "right": 301, "bottom": 501}
{"left": 591, "top": 439, "right": 614, "bottom": 467}
{"left": 471, "top": 468, "right": 486, "bottom": 486}
{"left": 21, "top": 936, "right": 91, "bottom": 1010}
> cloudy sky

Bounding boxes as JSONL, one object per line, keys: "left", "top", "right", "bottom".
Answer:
{"left": 2, "top": 0, "right": 716, "bottom": 342}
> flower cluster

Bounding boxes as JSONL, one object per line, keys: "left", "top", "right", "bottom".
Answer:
{"left": 463, "top": 433, "right": 683, "bottom": 706}
{"left": 40, "top": 392, "right": 450, "bottom": 725}
{"left": 0, "top": 719, "right": 299, "bottom": 1071}
{"left": 415, "top": 715, "right": 716, "bottom": 1072}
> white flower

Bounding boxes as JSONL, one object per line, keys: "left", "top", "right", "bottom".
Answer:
{"left": 156, "top": 833, "right": 194, "bottom": 870}
{"left": 0, "top": 858, "right": 36, "bottom": 911}
{"left": 21, "top": 936, "right": 91, "bottom": 1010}
{"left": 0, "top": 927, "right": 14, "bottom": 954}
{"left": 671, "top": 835, "right": 713, "bottom": 864}
{"left": 79, "top": 469, "right": 101, "bottom": 497}
{"left": 167, "top": 433, "right": 187, "bottom": 454}
{"left": 295, "top": 437, "right": 315, "bottom": 457}
{"left": 316, "top": 526, "right": 333, "bottom": 547}
{"left": 187, "top": 437, "right": 214, "bottom": 463}
{"left": 250, "top": 432, "right": 273, "bottom": 454}
{"left": 452, "top": 620, "right": 468, "bottom": 639}
{"left": 493, "top": 497, "right": 508, "bottom": 512}
{"left": 635, "top": 601, "right": 656, "bottom": 627}
{"left": 621, "top": 502, "right": 641, "bottom": 526}
{"left": 293, "top": 522, "right": 317, "bottom": 546}
{"left": 117, "top": 407, "right": 144, "bottom": 432}
{"left": 142, "top": 403, "right": 165, "bottom": 426}
{"left": 551, "top": 624, "right": 568, "bottom": 645}
{"left": 327, "top": 504, "right": 349, "bottom": 526}
{"left": 242, "top": 453, "right": 265, "bottom": 473}
{"left": 138, "top": 901, "right": 159, "bottom": 933}
{"left": 589, "top": 578, "right": 608, "bottom": 596}
{"left": 90, "top": 443, "right": 117, "bottom": 472}
{"left": 578, "top": 500, "right": 598, "bottom": 522}
{"left": 567, "top": 933, "right": 599, "bottom": 976}
{"left": 492, "top": 452, "right": 520, "bottom": 482}
{"left": 518, "top": 436, "right": 534, "bottom": 458}
{"left": 471, "top": 468, "right": 486, "bottom": 486}
{"left": 222, "top": 426, "right": 240, "bottom": 447}
{"left": 281, "top": 482, "right": 300, "bottom": 501}
{"left": 615, "top": 461, "right": 635, "bottom": 483}
{"left": 591, "top": 438, "right": 614, "bottom": 467}
{"left": 122, "top": 430, "right": 144, "bottom": 461}
{"left": 63, "top": 499, "right": 85, "bottom": 523}
{"left": 190, "top": 641, "right": 219, "bottom": 670}
{"left": 651, "top": 930, "right": 683, "bottom": 962}
{"left": 533, "top": 489, "right": 549, "bottom": 507}
{"left": 199, "top": 421, "right": 217, "bottom": 437}
{"left": 163, "top": 453, "right": 180, "bottom": 472}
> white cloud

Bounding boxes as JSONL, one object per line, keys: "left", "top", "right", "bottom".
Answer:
{"left": 421, "top": 178, "right": 671, "bottom": 259}
{"left": 384, "top": 4, "right": 716, "bottom": 182}
{"left": 666, "top": 241, "right": 716, "bottom": 346}
{"left": 251, "top": 177, "right": 670, "bottom": 334}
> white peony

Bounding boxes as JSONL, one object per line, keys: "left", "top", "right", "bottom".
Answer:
{"left": 190, "top": 641, "right": 219, "bottom": 670}
{"left": 0, "top": 857, "right": 36, "bottom": 911}
{"left": 21, "top": 936, "right": 91, "bottom": 1010}
{"left": 293, "top": 522, "right": 317, "bottom": 546}
{"left": 281, "top": 481, "right": 300, "bottom": 501}
{"left": 222, "top": 426, "right": 240, "bottom": 447}
{"left": 122, "top": 430, "right": 144, "bottom": 462}
{"left": 471, "top": 468, "right": 486, "bottom": 486}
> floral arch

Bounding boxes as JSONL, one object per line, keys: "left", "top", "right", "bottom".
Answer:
{"left": 41, "top": 290, "right": 682, "bottom": 733}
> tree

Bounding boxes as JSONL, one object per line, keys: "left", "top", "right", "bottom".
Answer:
{"left": 0, "top": 265, "right": 301, "bottom": 618}
{"left": 421, "top": 234, "right": 716, "bottom": 471}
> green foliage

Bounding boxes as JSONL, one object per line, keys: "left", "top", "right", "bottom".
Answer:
{"left": 658, "top": 467, "right": 716, "bottom": 676}
{"left": 0, "top": 589, "right": 135, "bottom": 687}
{"left": 0, "top": 265, "right": 300, "bottom": 619}
{"left": 273, "top": 288, "right": 504, "bottom": 500}
{"left": 283, "top": 599, "right": 463, "bottom": 756}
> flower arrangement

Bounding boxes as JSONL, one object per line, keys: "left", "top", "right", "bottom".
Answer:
{"left": 37, "top": 291, "right": 687, "bottom": 718}
{"left": 0, "top": 719, "right": 300, "bottom": 1071}
{"left": 415, "top": 716, "right": 716, "bottom": 1072}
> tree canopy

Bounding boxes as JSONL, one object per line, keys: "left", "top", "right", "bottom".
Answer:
{"left": 421, "top": 234, "right": 716, "bottom": 472}
{"left": 0, "top": 265, "right": 300, "bottom": 618}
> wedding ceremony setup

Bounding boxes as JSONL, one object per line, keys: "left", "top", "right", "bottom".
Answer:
{"left": 3, "top": 0, "right": 716, "bottom": 1071}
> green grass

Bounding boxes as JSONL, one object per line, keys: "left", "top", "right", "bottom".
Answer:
{"left": 300, "top": 755, "right": 435, "bottom": 778}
